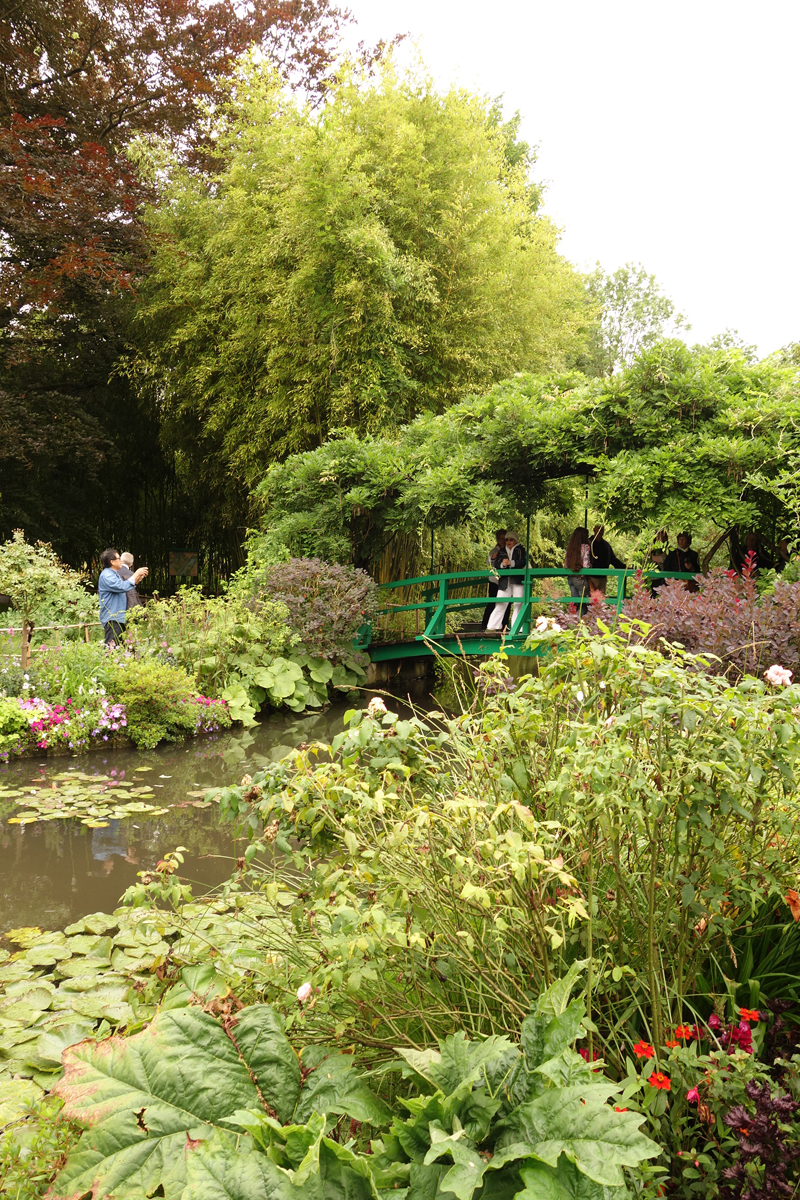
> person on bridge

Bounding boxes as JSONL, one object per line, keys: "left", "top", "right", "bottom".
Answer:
{"left": 663, "top": 532, "right": 700, "bottom": 575}
{"left": 487, "top": 531, "right": 526, "bottom": 632}
{"left": 589, "top": 525, "right": 626, "bottom": 596}
{"left": 481, "top": 529, "right": 507, "bottom": 631}
{"left": 564, "top": 526, "right": 592, "bottom": 611}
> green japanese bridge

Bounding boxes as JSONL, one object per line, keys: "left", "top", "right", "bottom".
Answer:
{"left": 357, "top": 567, "right": 696, "bottom": 663}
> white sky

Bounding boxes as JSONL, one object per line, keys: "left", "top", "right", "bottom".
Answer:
{"left": 342, "top": 0, "right": 799, "bottom": 355}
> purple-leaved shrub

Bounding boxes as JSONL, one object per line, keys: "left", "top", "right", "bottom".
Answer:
{"left": 254, "top": 558, "right": 378, "bottom": 662}
{"left": 559, "top": 562, "right": 800, "bottom": 681}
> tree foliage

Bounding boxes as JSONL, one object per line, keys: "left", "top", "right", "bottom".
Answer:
{"left": 0, "top": 0, "right": 358, "bottom": 566}
{"left": 135, "top": 62, "right": 590, "bottom": 494}
{"left": 580, "top": 262, "right": 690, "bottom": 377}
{"left": 253, "top": 342, "right": 800, "bottom": 572}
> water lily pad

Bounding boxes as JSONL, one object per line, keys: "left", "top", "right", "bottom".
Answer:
{"left": 57, "top": 973, "right": 127, "bottom": 994}
{"left": 0, "top": 961, "right": 36, "bottom": 984}
{"left": 56, "top": 957, "right": 114, "bottom": 978}
{"left": 65, "top": 913, "right": 118, "bottom": 936}
{"left": 0, "top": 1077, "right": 42, "bottom": 1124}
{"left": 25, "top": 944, "right": 73, "bottom": 966}
{"left": 37, "top": 1023, "right": 95, "bottom": 1065}
{"left": 4, "top": 927, "right": 47, "bottom": 948}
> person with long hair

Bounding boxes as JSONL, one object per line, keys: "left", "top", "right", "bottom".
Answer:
{"left": 564, "top": 527, "right": 591, "bottom": 611}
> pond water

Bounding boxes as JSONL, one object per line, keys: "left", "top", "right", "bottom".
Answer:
{"left": 0, "top": 685, "right": 431, "bottom": 931}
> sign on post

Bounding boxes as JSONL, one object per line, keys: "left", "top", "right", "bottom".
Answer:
{"left": 169, "top": 549, "right": 199, "bottom": 582}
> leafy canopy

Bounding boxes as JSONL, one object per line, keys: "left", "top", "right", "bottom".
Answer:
{"left": 135, "top": 60, "right": 589, "bottom": 492}
{"left": 254, "top": 341, "right": 800, "bottom": 569}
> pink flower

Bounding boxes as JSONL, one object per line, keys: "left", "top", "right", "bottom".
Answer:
{"left": 296, "top": 982, "right": 313, "bottom": 1003}
{"left": 765, "top": 664, "right": 793, "bottom": 687}
{"left": 686, "top": 1087, "right": 699, "bottom": 1103}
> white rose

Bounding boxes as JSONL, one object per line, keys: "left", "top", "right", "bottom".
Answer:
{"left": 297, "top": 982, "right": 313, "bottom": 1003}
{"left": 765, "top": 665, "right": 793, "bottom": 687}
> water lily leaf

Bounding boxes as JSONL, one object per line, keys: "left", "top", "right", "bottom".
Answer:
{"left": 57, "top": 957, "right": 114, "bottom": 978}
{"left": 49, "top": 1005, "right": 303, "bottom": 1200}
{"left": 26, "top": 944, "right": 73, "bottom": 966}
{"left": 59, "top": 974, "right": 127, "bottom": 993}
{"left": 1, "top": 986, "right": 54, "bottom": 1017}
{"left": 0, "top": 1076, "right": 42, "bottom": 1125}
{"left": 0, "top": 961, "right": 36, "bottom": 984}
{"left": 37, "top": 1023, "right": 96, "bottom": 1065}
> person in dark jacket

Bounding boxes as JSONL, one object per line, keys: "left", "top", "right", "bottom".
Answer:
{"left": 663, "top": 533, "right": 700, "bottom": 575}
{"left": 487, "top": 532, "right": 527, "bottom": 631}
{"left": 663, "top": 533, "right": 700, "bottom": 592}
{"left": 589, "top": 525, "right": 625, "bottom": 596}
{"left": 481, "top": 530, "right": 506, "bottom": 630}
{"left": 119, "top": 552, "right": 143, "bottom": 610}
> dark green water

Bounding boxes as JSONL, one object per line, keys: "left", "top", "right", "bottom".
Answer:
{"left": 0, "top": 694, "right": 425, "bottom": 931}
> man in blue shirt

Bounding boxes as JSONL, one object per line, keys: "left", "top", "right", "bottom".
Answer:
{"left": 98, "top": 548, "right": 148, "bottom": 646}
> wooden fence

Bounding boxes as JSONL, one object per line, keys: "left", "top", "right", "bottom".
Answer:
{"left": 2, "top": 621, "right": 103, "bottom": 670}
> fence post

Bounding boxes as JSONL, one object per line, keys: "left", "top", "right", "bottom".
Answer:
{"left": 20, "top": 620, "right": 29, "bottom": 670}
{"left": 83, "top": 624, "right": 90, "bottom": 644}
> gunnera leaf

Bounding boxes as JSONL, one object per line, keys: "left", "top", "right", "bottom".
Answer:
{"left": 47, "top": 1004, "right": 301, "bottom": 1200}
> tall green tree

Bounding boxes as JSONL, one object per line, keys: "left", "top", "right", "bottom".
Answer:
{"left": 0, "top": 0, "right": 357, "bottom": 567}
{"left": 580, "top": 262, "right": 690, "bottom": 377}
{"left": 134, "top": 62, "right": 590, "bottom": 498}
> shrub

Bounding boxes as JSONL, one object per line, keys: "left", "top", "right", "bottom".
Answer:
{"left": 106, "top": 657, "right": 200, "bottom": 749}
{"left": 217, "top": 626, "right": 800, "bottom": 1065}
{"left": 252, "top": 557, "right": 378, "bottom": 662}
{"left": 560, "top": 564, "right": 800, "bottom": 681}
{"left": 0, "top": 529, "right": 91, "bottom": 629}
{"left": 126, "top": 588, "right": 360, "bottom": 722}
{"left": 0, "top": 695, "right": 29, "bottom": 752}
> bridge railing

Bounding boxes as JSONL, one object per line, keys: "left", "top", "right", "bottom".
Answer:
{"left": 358, "top": 567, "right": 697, "bottom": 649}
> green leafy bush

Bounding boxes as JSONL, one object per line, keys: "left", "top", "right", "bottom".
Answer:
{"left": 0, "top": 530, "right": 91, "bottom": 629}
{"left": 45, "top": 975, "right": 658, "bottom": 1200}
{"left": 128, "top": 584, "right": 366, "bottom": 723}
{"left": 107, "top": 657, "right": 200, "bottom": 749}
{"left": 0, "top": 695, "right": 28, "bottom": 751}
{"left": 217, "top": 627, "right": 800, "bottom": 1064}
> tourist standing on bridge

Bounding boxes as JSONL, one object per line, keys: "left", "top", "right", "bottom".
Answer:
{"left": 481, "top": 529, "right": 507, "bottom": 631}
{"left": 487, "top": 531, "right": 526, "bottom": 632}
{"left": 564, "top": 526, "right": 592, "bottom": 611}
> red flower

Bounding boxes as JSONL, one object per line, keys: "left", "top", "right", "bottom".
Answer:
{"left": 648, "top": 1071, "right": 671, "bottom": 1091}
{"left": 615, "top": 1105, "right": 628, "bottom": 1112}
{"left": 633, "top": 1040, "right": 655, "bottom": 1059}
{"left": 674, "top": 1025, "right": 693, "bottom": 1039}
{"left": 739, "top": 1008, "right": 760, "bottom": 1023}
{"left": 664, "top": 1039, "right": 679, "bottom": 1049}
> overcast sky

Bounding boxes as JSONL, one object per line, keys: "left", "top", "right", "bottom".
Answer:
{"left": 342, "top": 0, "right": 799, "bottom": 356}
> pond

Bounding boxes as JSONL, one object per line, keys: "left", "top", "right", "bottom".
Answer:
{"left": 0, "top": 685, "right": 430, "bottom": 931}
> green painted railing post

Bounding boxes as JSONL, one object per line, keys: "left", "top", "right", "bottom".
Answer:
{"left": 437, "top": 575, "right": 448, "bottom": 637}
{"left": 614, "top": 569, "right": 627, "bottom": 620}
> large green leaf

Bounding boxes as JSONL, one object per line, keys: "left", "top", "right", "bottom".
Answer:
{"left": 48, "top": 1004, "right": 301, "bottom": 1200}
{"left": 505, "top": 1089, "right": 660, "bottom": 1188}
{"left": 183, "top": 1120, "right": 382, "bottom": 1199}
{"left": 516, "top": 1158, "right": 629, "bottom": 1199}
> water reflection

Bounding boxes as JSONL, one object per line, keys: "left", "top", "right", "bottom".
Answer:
{"left": 0, "top": 684, "right": 432, "bottom": 930}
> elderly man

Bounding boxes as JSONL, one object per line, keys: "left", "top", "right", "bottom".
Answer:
{"left": 119, "top": 552, "right": 143, "bottom": 610}
{"left": 487, "top": 531, "right": 527, "bottom": 632}
{"left": 98, "top": 548, "right": 148, "bottom": 647}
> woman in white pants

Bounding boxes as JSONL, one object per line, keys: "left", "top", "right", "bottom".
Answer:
{"left": 487, "top": 532, "right": 526, "bottom": 631}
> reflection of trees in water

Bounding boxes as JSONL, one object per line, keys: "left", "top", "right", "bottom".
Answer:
{"left": 0, "top": 698, "right": 368, "bottom": 929}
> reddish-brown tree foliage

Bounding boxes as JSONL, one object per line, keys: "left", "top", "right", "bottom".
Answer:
{"left": 0, "top": 0, "right": 354, "bottom": 314}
